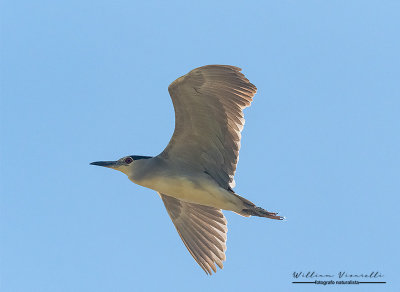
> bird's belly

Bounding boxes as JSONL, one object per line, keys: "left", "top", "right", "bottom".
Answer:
{"left": 133, "top": 175, "right": 240, "bottom": 211}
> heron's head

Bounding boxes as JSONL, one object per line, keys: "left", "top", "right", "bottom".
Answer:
{"left": 90, "top": 155, "right": 151, "bottom": 175}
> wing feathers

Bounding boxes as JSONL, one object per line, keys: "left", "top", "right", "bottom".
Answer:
{"left": 161, "top": 65, "right": 257, "bottom": 189}
{"left": 160, "top": 193, "right": 227, "bottom": 275}
{"left": 157, "top": 65, "right": 257, "bottom": 273}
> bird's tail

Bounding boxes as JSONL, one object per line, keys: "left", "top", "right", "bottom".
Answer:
{"left": 233, "top": 193, "right": 284, "bottom": 220}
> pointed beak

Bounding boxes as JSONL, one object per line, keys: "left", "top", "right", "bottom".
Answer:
{"left": 90, "top": 161, "right": 118, "bottom": 169}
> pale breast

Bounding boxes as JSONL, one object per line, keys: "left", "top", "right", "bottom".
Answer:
{"left": 131, "top": 173, "right": 241, "bottom": 211}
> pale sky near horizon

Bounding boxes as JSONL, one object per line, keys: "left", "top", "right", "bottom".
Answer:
{"left": 1, "top": 1, "right": 399, "bottom": 291}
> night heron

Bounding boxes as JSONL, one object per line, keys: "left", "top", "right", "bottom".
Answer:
{"left": 91, "top": 65, "right": 283, "bottom": 275}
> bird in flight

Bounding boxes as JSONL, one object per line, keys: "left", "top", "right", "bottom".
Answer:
{"left": 91, "top": 65, "right": 283, "bottom": 275}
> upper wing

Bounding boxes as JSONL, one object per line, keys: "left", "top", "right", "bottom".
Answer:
{"left": 159, "top": 65, "right": 257, "bottom": 189}
{"left": 159, "top": 193, "right": 227, "bottom": 275}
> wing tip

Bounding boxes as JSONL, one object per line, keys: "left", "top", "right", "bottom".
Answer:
{"left": 168, "top": 64, "right": 257, "bottom": 96}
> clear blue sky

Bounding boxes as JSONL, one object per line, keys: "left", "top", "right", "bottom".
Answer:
{"left": 1, "top": 1, "right": 399, "bottom": 291}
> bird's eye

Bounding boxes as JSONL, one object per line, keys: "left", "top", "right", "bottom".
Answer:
{"left": 124, "top": 157, "right": 133, "bottom": 164}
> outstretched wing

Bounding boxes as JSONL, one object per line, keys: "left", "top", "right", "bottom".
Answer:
{"left": 160, "top": 65, "right": 257, "bottom": 189}
{"left": 159, "top": 193, "right": 227, "bottom": 275}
